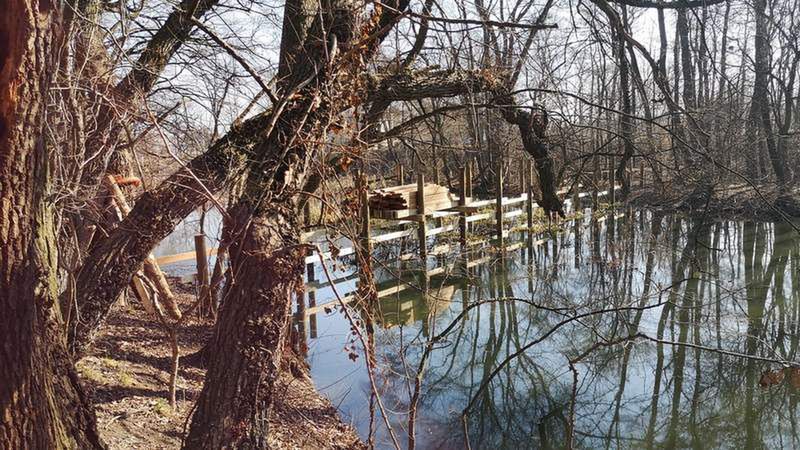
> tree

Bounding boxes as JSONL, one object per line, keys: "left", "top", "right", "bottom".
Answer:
{"left": 183, "top": 1, "right": 413, "bottom": 446}
{"left": 0, "top": 2, "right": 102, "bottom": 447}
{"left": 750, "top": 0, "right": 791, "bottom": 183}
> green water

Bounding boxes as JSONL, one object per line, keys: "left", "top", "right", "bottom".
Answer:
{"left": 299, "top": 210, "right": 800, "bottom": 449}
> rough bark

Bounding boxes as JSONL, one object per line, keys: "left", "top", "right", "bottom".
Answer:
{"left": 183, "top": 206, "right": 303, "bottom": 448}
{"left": 0, "top": 1, "right": 103, "bottom": 447}
{"left": 497, "top": 95, "right": 564, "bottom": 216}
{"left": 185, "top": 1, "right": 411, "bottom": 446}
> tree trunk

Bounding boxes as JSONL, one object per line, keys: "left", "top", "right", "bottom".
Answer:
{"left": 615, "top": 7, "right": 634, "bottom": 197}
{"left": 66, "top": 116, "right": 264, "bottom": 355}
{"left": 184, "top": 206, "right": 303, "bottom": 448}
{"left": 0, "top": 2, "right": 103, "bottom": 447}
{"left": 185, "top": 1, "right": 411, "bottom": 446}
{"left": 751, "top": 0, "right": 790, "bottom": 184}
{"left": 497, "top": 95, "right": 564, "bottom": 216}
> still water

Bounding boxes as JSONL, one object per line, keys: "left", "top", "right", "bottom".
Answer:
{"left": 298, "top": 210, "right": 800, "bottom": 449}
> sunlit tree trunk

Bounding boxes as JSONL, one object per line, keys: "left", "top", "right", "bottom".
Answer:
{"left": 0, "top": 2, "right": 103, "bottom": 447}
{"left": 185, "top": 1, "right": 411, "bottom": 446}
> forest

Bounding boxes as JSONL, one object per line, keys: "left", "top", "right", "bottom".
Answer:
{"left": 1, "top": 0, "right": 799, "bottom": 448}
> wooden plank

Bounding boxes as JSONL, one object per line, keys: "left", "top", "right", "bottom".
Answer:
{"left": 502, "top": 209, "right": 524, "bottom": 220}
{"left": 371, "top": 228, "right": 415, "bottom": 243}
{"left": 506, "top": 242, "right": 525, "bottom": 252}
{"left": 304, "top": 246, "right": 355, "bottom": 265}
{"left": 428, "top": 223, "right": 457, "bottom": 237}
{"left": 156, "top": 247, "right": 219, "bottom": 266}
{"left": 306, "top": 272, "right": 360, "bottom": 292}
{"left": 301, "top": 228, "right": 327, "bottom": 243}
{"left": 466, "top": 212, "right": 493, "bottom": 223}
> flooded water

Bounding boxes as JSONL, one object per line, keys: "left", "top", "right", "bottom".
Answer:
{"left": 298, "top": 210, "right": 800, "bottom": 449}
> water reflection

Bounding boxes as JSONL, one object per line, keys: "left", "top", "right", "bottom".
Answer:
{"left": 300, "top": 211, "right": 800, "bottom": 449}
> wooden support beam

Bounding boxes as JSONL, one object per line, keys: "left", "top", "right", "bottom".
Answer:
{"left": 417, "top": 171, "right": 427, "bottom": 261}
{"left": 359, "top": 172, "right": 372, "bottom": 257}
{"left": 572, "top": 184, "right": 580, "bottom": 214}
{"left": 495, "top": 158, "right": 504, "bottom": 247}
{"left": 459, "top": 166, "right": 467, "bottom": 248}
{"left": 466, "top": 159, "right": 474, "bottom": 198}
{"left": 526, "top": 161, "right": 534, "bottom": 230}
{"left": 592, "top": 154, "right": 600, "bottom": 207}
{"left": 639, "top": 158, "right": 645, "bottom": 187}
{"left": 608, "top": 155, "right": 616, "bottom": 205}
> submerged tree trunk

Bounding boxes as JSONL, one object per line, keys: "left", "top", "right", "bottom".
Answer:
{"left": 0, "top": 2, "right": 103, "bottom": 447}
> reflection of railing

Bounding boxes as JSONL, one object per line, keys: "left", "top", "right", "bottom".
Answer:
{"left": 297, "top": 209, "right": 627, "bottom": 332}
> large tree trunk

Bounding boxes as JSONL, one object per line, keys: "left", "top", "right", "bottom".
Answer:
{"left": 184, "top": 206, "right": 303, "bottom": 448}
{"left": 0, "top": 2, "right": 103, "bottom": 447}
{"left": 185, "top": 1, "right": 411, "bottom": 445}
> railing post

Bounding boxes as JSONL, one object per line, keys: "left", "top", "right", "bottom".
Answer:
{"left": 639, "top": 158, "right": 645, "bottom": 187}
{"left": 573, "top": 184, "right": 580, "bottom": 215}
{"left": 303, "top": 199, "right": 311, "bottom": 227}
{"left": 459, "top": 166, "right": 468, "bottom": 249}
{"left": 417, "top": 170, "right": 427, "bottom": 261}
{"left": 608, "top": 155, "right": 616, "bottom": 205}
{"left": 466, "top": 158, "right": 474, "bottom": 198}
{"left": 526, "top": 160, "right": 534, "bottom": 230}
{"left": 359, "top": 171, "right": 372, "bottom": 258}
{"left": 592, "top": 154, "right": 599, "bottom": 207}
{"left": 304, "top": 263, "right": 317, "bottom": 339}
{"left": 466, "top": 159, "right": 474, "bottom": 235}
{"left": 495, "top": 158, "right": 504, "bottom": 248}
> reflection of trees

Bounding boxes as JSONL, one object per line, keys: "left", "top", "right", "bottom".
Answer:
{"left": 322, "top": 212, "right": 800, "bottom": 449}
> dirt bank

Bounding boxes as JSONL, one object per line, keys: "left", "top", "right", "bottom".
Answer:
{"left": 628, "top": 183, "right": 800, "bottom": 220}
{"left": 77, "top": 283, "right": 364, "bottom": 449}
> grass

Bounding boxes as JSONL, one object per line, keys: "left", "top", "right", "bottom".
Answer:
{"left": 118, "top": 372, "right": 137, "bottom": 388}
{"left": 152, "top": 399, "right": 172, "bottom": 417}
{"left": 78, "top": 365, "right": 105, "bottom": 384}
{"left": 100, "top": 357, "right": 120, "bottom": 369}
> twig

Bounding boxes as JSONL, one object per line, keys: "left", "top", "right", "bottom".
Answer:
{"left": 314, "top": 245, "right": 403, "bottom": 450}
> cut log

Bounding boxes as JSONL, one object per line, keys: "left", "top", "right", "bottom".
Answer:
{"left": 369, "top": 183, "right": 457, "bottom": 213}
